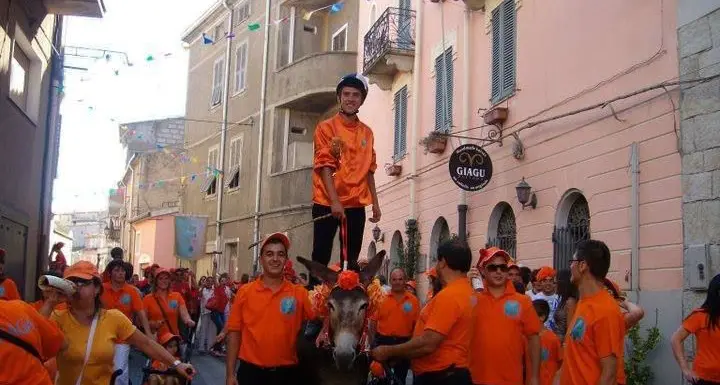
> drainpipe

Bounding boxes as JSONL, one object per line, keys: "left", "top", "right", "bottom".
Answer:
{"left": 457, "top": 8, "right": 471, "bottom": 242}
{"left": 252, "top": 0, "right": 273, "bottom": 274}
{"left": 408, "top": 0, "right": 424, "bottom": 220}
{"left": 214, "top": 1, "right": 234, "bottom": 275}
{"left": 630, "top": 142, "right": 640, "bottom": 297}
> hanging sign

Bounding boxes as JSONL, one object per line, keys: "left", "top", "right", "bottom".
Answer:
{"left": 448, "top": 144, "right": 493, "bottom": 191}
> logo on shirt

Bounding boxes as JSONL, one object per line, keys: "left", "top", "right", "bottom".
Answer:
{"left": 120, "top": 294, "right": 131, "bottom": 305}
{"left": 402, "top": 301, "right": 413, "bottom": 313}
{"left": 504, "top": 300, "right": 520, "bottom": 318}
{"left": 570, "top": 317, "right": 586, "bottom": 341}
{"left": 280, "top": 296, "right": 297, "bottom": 315}
{"left": 361, "top": 138, "right": 367, "bottom": 148}
{"left": 541, "top": 347, "right": 549, "bottom": 362}
{"left": 0, "top": 287, "right": 5, "bottom": 298}
{"left": 169, "top": 300, "right": 179, "bottom": 310}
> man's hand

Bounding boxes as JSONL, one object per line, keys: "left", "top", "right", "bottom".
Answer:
{"left": 330, "top": 201, "right": 345, "bottom": 219}
{"left": 226, "top": 376, "right": 238, "bottom": 385}
{"left": 43, "top": 288, "right": 67, "bottom": 307}
{"left": 185, "top": 319, "right": 196, "bottom": 328}
{"left": 369, "top": 205, "right": 381, "bottom": 223}
{"left": 682, "top": 368, "right": 698, "bottom": 383}
{"left": 149, "top": 320, "right": 165, "bottom": 332}
{"left": 371, "top": 345, "right": 392, "bottom": 362}
{"left": 468, "top": 268, "right": 481, "bottom": 279}
{"left": 175, "top": 363, "right": 196, "bottom": 380}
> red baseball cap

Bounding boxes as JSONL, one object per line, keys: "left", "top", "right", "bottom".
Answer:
{"left": 536, "top": 266, "right": 556, "bottom": 281}
{"left": 260, "top": 232, "right": 290, "bottom": 252}
{"left": 478, "top": 247, "right": 511, "bottom": 268}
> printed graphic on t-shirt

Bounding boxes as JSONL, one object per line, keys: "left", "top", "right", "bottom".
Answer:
{"left": 504, "top": 300, "right": 520, "bottom": 318}
{"left": 402, "top": 301, "right": 413, "bottom": 313}
{"left": 169, "top": 300, "right": 178, "bottom": 310}
{"left": 280, "top": 297, "right": 297, "bottom": 315}
{"left": 120, "top": 294, "right": 131, "bottom": 305}
{"left": 570, "top": 317, "right": 586, "bottom": 341}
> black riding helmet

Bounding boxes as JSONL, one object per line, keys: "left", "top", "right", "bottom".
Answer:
{"left": 336, "top": 73, "right": 369, "bottom": 102}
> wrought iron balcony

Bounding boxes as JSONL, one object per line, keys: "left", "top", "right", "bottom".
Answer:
{"left": 363, "top": 7, "right": 416, "bottom": 90}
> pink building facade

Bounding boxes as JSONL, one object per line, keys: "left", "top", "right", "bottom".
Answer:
{"left": 131, "top": 212, "right": 178, "bottom": 273}
{"left": 358, "top": 0, "right": 683, "bottom": 380}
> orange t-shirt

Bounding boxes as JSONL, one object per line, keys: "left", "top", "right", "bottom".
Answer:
{"left": 227, "top": 279, "right": 314, "bottom": 367}
{"left": 410, "top": 278, "right": 475, "bottom": 375}
{"left": 682, "top": 309, "right": 720, "bottom": 383}
{"left": 0, "top": 300, "right": 64, "bottom": 385}
{"left": 560, "top": 290, "right": 624, "bottom": 385}
{"left": 101, "top": 282, "right": 144, "bottom": 319}
{"left": 312, "top": 113, "right": 377, "bottom": 208}
{"left": 0, "top": 277, "right": 21, "bottom": 300}
{"left": 372, "top": 291, "right": 420, "bottom": 338}
{"left": 525, "top": 329, "right": 563, "bottom": 385}
{"left": 470, "top": 281, "right": 542, "bottom": 385}
{"left": 143, "top": 292, "right": 186, "bottom": 337}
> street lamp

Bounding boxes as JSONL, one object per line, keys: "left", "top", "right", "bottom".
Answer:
{"left": 516, "top": 177, "right": 537, "bottom": 210}
{"left": 372, "top": 225, "right": 384, "bottom": 242}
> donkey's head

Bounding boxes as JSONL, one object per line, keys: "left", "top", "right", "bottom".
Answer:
{"left": 297, "top": 251, "right": 386, "bottom": 370}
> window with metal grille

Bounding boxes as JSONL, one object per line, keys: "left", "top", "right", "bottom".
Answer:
{"left": 488, "top": 204, "right": 517, "bottom": 259}
{"left": 211, "top": 56, "right": 225, "bottom": 106}
{"left": 234, "top": 1, "right": 251, "bottom": 25}
{"left": 434, "top": 47, "right": 453, "bottom": 132}
{"left": 331, "top": 24, "right": 348, "bottom": 51}
{"left": 393, "top": 86, "right": 408, "bottom": 161}
{"left": 234, "top": 42, "right": 248, "bottom": 94}
{"left": 491, "top": 0, "right": 516, "bottom": 104}
{"left": 552, "top": 195, "right": 590, "bottom": 271}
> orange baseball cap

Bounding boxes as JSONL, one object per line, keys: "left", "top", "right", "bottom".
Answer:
{"left": 260, "top": 232, "right": 291, "bottom": 252}
{"left": 154, "top": 267, "right": 172, "bottom": 278}
{"left": 157, "top": 331, "right": 181, "bottom": 346}
{"left": 478, "top": 247, "right": 511, "bottom": 268}
{"left": 64, "top": 261, "right": 101, "bottom": 281}
{"left": 536, "top": 266, "right": 556, "bottom": 281}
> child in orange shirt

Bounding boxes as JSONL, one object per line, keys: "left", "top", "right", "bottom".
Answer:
{"left": 529, "top": 299, "right": 562, "bottom": 385}
{"left": 148, "top": 332, "right": 182, "bottom": 385}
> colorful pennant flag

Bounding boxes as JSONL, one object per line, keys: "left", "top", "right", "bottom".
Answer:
{"left": 248, "top": 23, "right": 261, "bottom": 31}
{"left": 330, "top": 2, "right": 343, "bottom": 13}
{"left": 202, "top": 33, "right": 214, "bottom": 45}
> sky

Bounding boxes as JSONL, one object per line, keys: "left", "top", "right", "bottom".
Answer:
{"left": 51, "top": 0, "right": 216, "bottom": 214}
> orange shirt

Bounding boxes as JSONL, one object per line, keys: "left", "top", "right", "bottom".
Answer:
{"left": 682, "top": 309, "right": 720, "bottom": 383}
{"left": 0, "top": 300, "right": 64, "bottom": 385}
{"left": 227, "top": 279, "right": 314, "bottom": 367}
{"left": 560, "top": 290, "right": 624, "bottom": 385}
{"left": 143, "top": 292, "right": 186, "bottom": 336}
{"left": 0, "top": 277, "right": 21, "bottom": 300}
{"left": 525, "top": 330, "right": 562, "bottom": 385}
{"left": 372, "top": 291, "right": 420, "bottom": 338}
{"left": 312, "top": 113, "right": 377, "bottom": 208}
{"left": 470, "top": 281, "right": 542, "bottom": 385}
{"left": 410, "top": 278, "right": 475, "bottom": 375}
{"left": 101, "top": 282, "right": 144, "bottom": 319}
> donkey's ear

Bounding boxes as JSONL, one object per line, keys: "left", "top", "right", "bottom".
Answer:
{"left": 360, "top": 250, "right": 386, "bottom": 285}
{"left": 296, "top": 256, "right": 339, "bottom": 284}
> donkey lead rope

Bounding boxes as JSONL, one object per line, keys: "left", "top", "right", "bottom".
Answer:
{"left": 340, "top": 216, "right": 349, "bottom": 270}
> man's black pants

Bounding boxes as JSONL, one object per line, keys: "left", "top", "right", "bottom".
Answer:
{"left": 236, "top": 360, "right": 300, "bottom": 385}
{"left": 311, "top": 204, "right": 366, "bottom": 275}
{"left": 415, "top": 367, "right": 472, "bottom": 385}
{"left": 374, "top": 334, "right": 412, "bottom": 385}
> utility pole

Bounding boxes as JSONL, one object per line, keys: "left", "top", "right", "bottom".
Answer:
{"left": 214, "top": 2, "right": 234, "bottom": 276}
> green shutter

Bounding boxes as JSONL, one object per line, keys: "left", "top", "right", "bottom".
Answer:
{"left": 399, "top": 86, "right": 408, "bottom": 155}
{"left": 434, "top": 54, "right": 444, "bottom": 131}
{"left": 491, "top": 6, "right": 502, "bottom": 102}
{"left": 435, "top": 48, "right": 453, "bottom": 132}
{"left": 445, "top": 48, "right": 453, "bottom": 132}
{"left": 491, "top": 0, "right": 516, "bottom": 103}
{"left": 394, "top": 90, "right": 402, "bottom": 160}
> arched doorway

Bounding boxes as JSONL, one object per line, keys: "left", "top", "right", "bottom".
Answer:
{"left": 552, "top": 190, "right": 591, "bottom": 270}
{"left": 428, "top": 217, "right": 450, "bottom": 270}
{"left": 388, "top": 230, "right": 404, "bottom": 278}
{"left": 487, "top": 202, "right": 517, "bottom": 259}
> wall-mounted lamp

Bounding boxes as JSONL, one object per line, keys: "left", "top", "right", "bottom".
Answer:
{"left": 516, "top": 177, "right": 537, "bottom": 209}
{"left": 372, "top": 224, "right": 384, "bottom": 242}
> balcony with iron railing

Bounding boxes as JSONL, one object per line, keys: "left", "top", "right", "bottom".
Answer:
{"left": 362, "top": 7, "right": 416, "bottom": 91}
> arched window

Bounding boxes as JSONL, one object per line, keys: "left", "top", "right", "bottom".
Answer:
{"left": 428, "top": 217, "right": 450, "bottom": 269}
{"left": 552, "top": 191, "right": 591, "bottom": 271}
{"left": 389, "top": 230, "right": 404, "bottom": 278}
{"left": 487, "top": 202, "right": 517, "bottom": 259}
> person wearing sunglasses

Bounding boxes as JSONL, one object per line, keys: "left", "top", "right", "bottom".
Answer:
{"left": 469, "top": 247, "right": 541, "bottom": 385}
{"left": 38, "top": 261, "right": 195, "bottom": 385}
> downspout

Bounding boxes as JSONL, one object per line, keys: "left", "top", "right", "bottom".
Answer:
{"left": 630, "top": 142, "right": 640, "bottom": 296}
{"left": 458, "top": 7, "right": 471, "bottom": 242}
{"left": 215, "top": 1, "right": 234, "bottom": 274}
{"left": 252, "top": 0, "right": 273, "bottom": 274}
{"left": 408, "top": 0, "right": 424, "bottom": 220}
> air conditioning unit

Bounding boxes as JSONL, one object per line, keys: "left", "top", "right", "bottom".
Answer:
{"left": 464, "top": 0, "right": 486, "bottom": 11}
{"left": 288, "top": 141, "right": 313, "bottom": 169}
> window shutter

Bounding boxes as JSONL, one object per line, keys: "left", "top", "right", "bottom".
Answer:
{"left": 394, "top": 90, "right": 402, "bottom": 160}
{"left": 434, "top": 54, "right": 443, "bottom": 131}
{"left": 444, "top": 48, "right": 453, "bottom": 132}
{"left": 501, "top": 0, "right": 516, "bottom": 97}
{"left": 491, "top": 6, "right": 502, "bottom": 102}
{"left": 399, "top": 87, "right": 408, "bottom": 155}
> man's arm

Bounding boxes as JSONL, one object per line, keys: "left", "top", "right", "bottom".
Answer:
{"left": 136, "top": 309, "right": 153, "bottom": 339}
{"left": 367, "top": 172, "right": 381, "bottom": 222}
{"left": 598, "top": 355, "right": 617, "bottom": 385}
{"left": 381, "top": 330, "right": 444, "bottom": 359}
{"left": 320, "top": 167, "right": 344, "bottom": 217}
{"left": 225, "top": 331, "right": 241, "bottom": 385}
{"left": 526, "top": 334, "right": 540, "bottom": 385}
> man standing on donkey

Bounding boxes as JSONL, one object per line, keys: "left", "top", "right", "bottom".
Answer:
{"left": 310, "top": 73, "right": 381, "bottom": 287}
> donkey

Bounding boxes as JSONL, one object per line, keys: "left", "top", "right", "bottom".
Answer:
{"left": 296, "top": 251, "right": 386, "bottom": 385}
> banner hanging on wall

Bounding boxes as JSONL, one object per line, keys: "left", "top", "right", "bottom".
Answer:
{"left": 175, "top": 215, "right": 208, "bottom": 259}
{"left": 448, "top": 144, "right": 493, "bottom": 192}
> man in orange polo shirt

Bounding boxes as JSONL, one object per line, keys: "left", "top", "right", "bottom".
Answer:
{"left": 370, "top": 268, "right": 420, "bottom": 384}
{"left": 311, "top": 74, "right": 380, "bottom": 284}
{"left": 470, "top": 247, "right": 541, "bottom": 385}
{"left": 560, "top": 240, "right": 624, "bottom": 385}
{"left": 371, "top": 239, "right": 475, "bottom": 385}
{"left": 225, "top": 232, "right": 314, "bottom": 385}
{"left": 101, "top": 259, "right": 152, "bottom": 385}
{"left": 0, "top": 248, "right": 21, "bottom": 301}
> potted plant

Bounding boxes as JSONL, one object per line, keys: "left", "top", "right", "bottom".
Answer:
{"left": 385, "top": 162, "right": 402, "bottom": 176}
{"left": 419, "top": 131, "right": 447, "bottom": 154}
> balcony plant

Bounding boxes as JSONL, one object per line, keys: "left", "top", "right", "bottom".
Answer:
{"left": 384, "top": 161, "right": 402, "bottom": 177}
{"left": 419, "top": 131, "right": 447, "bottom": 154}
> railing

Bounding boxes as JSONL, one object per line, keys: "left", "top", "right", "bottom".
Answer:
{"left": 363, "top": 7, "right": 416, "bottom": 74}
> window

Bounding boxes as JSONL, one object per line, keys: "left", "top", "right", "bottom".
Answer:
{"left": 226, "top": 135, "right": 243, "bottom": 189}
{"left": 271, "top": 109, "right": 315, "bottom": 173}
{"left": 552, "top": 192, "right": 590, "bottom": 271}
{"left": 203, "top": 146, "right": 219, "bottom": 196}
{"left": 234, "top": 1, "right": 251, "bottom": 25}
{"left": 434, "top": 47, "right": 453, "bottom": 132}
{"left": 211, "top": 56, "right": 225, "bottom": 106}
{"left": 487, "top": 202, "right": 517, "bottom": 259}
{"left": 491, "top": 0, "right": 516, "bottom": 103}
{"left": 393, "top": 86, "right": 408, "bottom": 160}
{"left": 9, "top": 44, "right": 30, "bottom": 111}
{"left": 234, "top": 42, "right": 248, "bottom": 94}
{"left": 331, "top": 24, "right": 348, "bottom": 51}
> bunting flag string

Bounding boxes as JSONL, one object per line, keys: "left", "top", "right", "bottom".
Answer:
{"left": 302, "top": 1, "right": 344, "bottom": 20}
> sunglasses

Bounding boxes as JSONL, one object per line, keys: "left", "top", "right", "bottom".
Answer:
{"left": 486, "top": 264, "right": 509, "bottom": 273}
{"left": 67, "top": 278, "right": 94, "bottom": 287}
